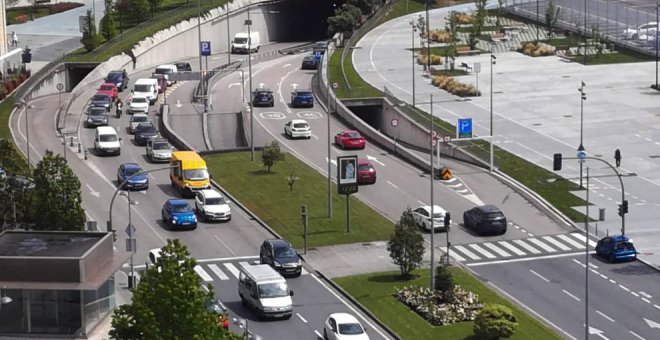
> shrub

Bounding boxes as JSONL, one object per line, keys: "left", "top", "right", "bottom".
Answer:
{"left": 474, "top": 304, "right": 519, "bottom": 339}
{"left": 417, "top": 53, "right": 443, "bottom": 65}
{"left": 4, "top": 82, "right": 15, "bottom": 93}
{"left": 431, "top": 74, "right": 480, "bottom": 97}
{"left": 395, "top": 284, "right": 484, "bottom": 326}
{"left": 453, "top": 12, "right": 473, "bottom": 25}
{"left": 430, "top": 29, "right": 451, "bottom": 43}
{"left": 520, "top": 42, "right": 555, "bottom": 57}
{"left": 49, "top": 2, "right": 83, "bottom": 14}
{"left": 14, "top": 15, "right": 28, "bottom": 23}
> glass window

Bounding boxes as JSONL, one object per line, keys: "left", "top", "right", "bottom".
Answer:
{"left": 274, "top": 246, "right": 296, "bottom": 257}
{"left": 153, "top": 142, "right": 171, "bottom": 150}
{"left": 258, "top": 282, "right": 289, "bottom": 298}
{"left": 346, "top": 131, "right": 360, "bottom": 138}
{"left": 99, "top": 135, "right": 118, "bottom": 142}
{"left": 183, "top": 169, "right": 209, "bottom": 181}
{"left": 134, "top": 85, "right": 149, "bottom": 92}
{"left": 205, "top": 197, "right": 226, "bottom": 205}
{"left": 339, "top": 323, "right": 364, "bottom": 335}
{"left": 484, "top": 212, "right": 504, "bottom": 219}
{"left": 132, "top": 97, "right": 147, "bottom": 104}
{"left": 171, "top": 203, "right": 191, "bottom": 213}
{"left": 293, "top": 123, "right": 309, "bottom": 129}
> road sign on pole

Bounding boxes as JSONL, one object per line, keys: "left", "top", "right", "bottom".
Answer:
{"left": 200, "top": 41, "right": 211, "bottom": 56}
{"left": 391, "top": 118, "right": 399, "bottom": 127}
{"left": 457, "top": 118, "right": 473, "bottom": 139}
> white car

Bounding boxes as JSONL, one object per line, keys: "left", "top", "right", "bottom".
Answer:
{"left": 128, "top": 94, "right": 149, "bottom": 114}
{"left": 130, "top": 113, "right": 149, "bottom": 134}
{"left": 412, "top": 205, "right": 450, "bottom": 232}
{"left": 323, "top": 313, "right": 369, "bottom": 340}
{"left": 623, "top": 22, "right": 658, "bottom": 40}
{"left": 284, "top": 119, "right": 311, "bottom": 139}
{"left": 194, "top": 189, "right": 231, "bottom": 222}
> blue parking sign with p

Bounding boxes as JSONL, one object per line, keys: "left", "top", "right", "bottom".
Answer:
{"left": 200, "top": 41, "right": 211, "bottom": 56}
{"left": 457, "top": 118, "right": 472, "bottom": 139}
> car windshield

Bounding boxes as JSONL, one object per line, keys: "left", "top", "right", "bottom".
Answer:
{"left": 339, "top": 323, "right": 364, "bottom": 335}
{"left": 274, "top": 246, "right": 296, "bottom": 258}
{"left": 358, "top": 164, "right": 373, "bottom": 172}
{"left": 138, "top": 126, "right": 157, "bottom": 133}
{"left": 484, "top": 212, "right": 504, "bottom": 219}
{"left": 107, "top": 73, "right": 122, "bottom": 81}
{"left": 293, "top": 123, "right": 308, "bottom": 129}
{"left": 93, "top": 94, "right": 109, "bottom": 101}
{"left": 90, "top": 109, "right": 106, "bottom": 117}
{"left": 304, "top": 56, "right": 315, "bottom": 61}
{"left": 100, "top": 85, "right": 113, "bottom": 91}
{"left": 258, "top": 282, "right": 289, "bottom": 298}
{"left": 346, "top": 131, "right": 360, "bottom": 138}
{"left": 133, "top": 117, "right": 148, "bottom": 124}
{"left": 99, "top": 134, "right": 118, "bottom": 142}
{"left": 183, "top": 169, "right": 209, "bottom": 181}
{"left": 614, "top": 241, "right": 634, "bottom": 251}
{"left": 296, "top": 91, "right": 312, "bottom": 96}
{"left": 155, "top": 68, "right": 172, "bottom": 75}
{"left": 206, "top": 197, "right": 226, "bottom": 205}
{"left": 134, "top": 84, "right": 150, "bottom": 92}
{"left": 171, "top": 203, "right": 191, "bottom": 213}
{"left": 153, "top": 142, "right": 171, "bottom": 150}
{"left": 132, "top": 97, "right": 147, "bottom": 104}
{"left": 124, "top": 167, "right": 141, "bottom": 176}
{"left": 234, "top": 37, "right": 248, "bottom": 44}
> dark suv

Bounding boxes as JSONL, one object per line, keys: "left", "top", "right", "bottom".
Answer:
{"left": 252, "top": 88, "right": 274, "bottom": 107}
{"left": 259, "top": 239, "right": 302, "bottom": 277}
{"left": 463, "top": 205, "right": 507, "bottom": 235}
{"left": 106, "top": 70, "right": 129, "bottom": 91}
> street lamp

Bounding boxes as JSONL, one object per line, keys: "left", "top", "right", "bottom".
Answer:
{"left": 410, "top": 20, "right": 416, "bottom": 107}
{"left": 14, "top": 100, "right": 33, "bottom": 170}
{"left": 584, "top": 0, "right": 587, "bottom": 65}
{"left": 425, "top": 0, "right": 435, "bottom": 290}
{"left": 578, "top": 81, "right": 586, "bottom": 188}
{"left": 489, "top": 49, "right": 496, "bottom": 172}
{"left": 246, "top": 10, "right": 255, "bottom": 161}
{"left": 536, "top": 0, "right": 540, "bottom": 43}
{"left": 0, "top": 286, "right": 11, "bottom": 305}
{"left": 655, "top": 2, "right": 659, "bottom": 90}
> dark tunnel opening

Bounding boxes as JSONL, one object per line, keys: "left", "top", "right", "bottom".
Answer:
{"left": 265, "top": 0, "right": 346, "bottom": 41}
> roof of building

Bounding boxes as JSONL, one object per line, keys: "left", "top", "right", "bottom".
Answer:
{"left": 0, "top": 231, "right": 103, "bottom": 257}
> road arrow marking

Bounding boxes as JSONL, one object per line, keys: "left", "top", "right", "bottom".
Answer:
{"left": 86, "top": 184, "right": 100, "bottom": 198}
{"left": 588, "top": 326, "right": 609, "bottom": 340}
{"left": 228, "top": 82, "right": 241, "bottom": 88}
{"left": 366, "top": 155, "right": 385, "bottom": 166}
{"left": 176, "top": 100, "right": 182, "bottom": 108}
{"left": 644, "top": 317, "right": 660, "bottom": 329}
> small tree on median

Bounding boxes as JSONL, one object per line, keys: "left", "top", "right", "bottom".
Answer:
{"left": 473, "top": 303, "right": 518, "bottom": 339}
{"left": 434, "top": 263, "right": 454, "bottom": 300}
{"left": 262, "top": 141, "right": 285, "bottom": 173}
{"left": 387, "top": 207, "right": 424, "bottom": 278}
{"left": 80, "top": 9, "right": 103, "bottom": 52}
{"left": 99, "top": 0, "right": 118, "bottom": 41}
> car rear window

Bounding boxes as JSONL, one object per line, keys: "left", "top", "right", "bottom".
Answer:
{"left": 297, "top": 91, "right": 312, "bottom": 96}
{"left": 133, "top": 116, "right": 148, "bottom": 122}
{"left": 293, "top": 123, "right": 308, "bottom": 128}
{"left": 93, "top": 94, "right": 109, "bottom": 101}
{"left": 484, "top": 212, "right": 504, "bottom": 219}
{"left": 100, "top": 85, "right": 113, "bottom": 91}
{"left": 132, "top": 97, "right": 147, "bottom": 103}
{"left": 99, "top": 135, "right": 118, "bottom": 142}
{"left": 346, "top": 131, "right": 360, "bottom": 137}
{"left": 153, "top": 142, "right": 171, "bottom": 150}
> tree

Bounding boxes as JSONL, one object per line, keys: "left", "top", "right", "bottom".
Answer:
{"left": 387, "top": 207, "right": 424, "bottom": 277}
{"left": 110, "top": 239, "right": 240, "bottom": 339}
{"left": 80, "top": 9, "right": 103, "bottom": 52}
{"left": 115, "top": 0, "right": 130, "bottom": 33}
{"left": 32, "top": 150, "right": 85, "bottom": 231}
{"left": 148, "top": 0, "right": 164, "bottom": 18}
{"left": 444, "top": 11, "right": 459, "bottom": 71}
{"left": 434, "top": 263, "right": 454, "bottom": 300}
{"left": 468, "top": 0, "right": 488, "bottom": 49}
{"left": 347, "top": 0, "right": 377, "bottom": 16}
{"left": 327, "top": 3, "right": 362, "bottom": 36}
{"left": 261, "top": 141, "right": 285, "bottom": 173}
{"left": 473, "top": 304, "right": 519, "bottom": 339}
{"left": 0, "top": 139, "right": 23, "bottom": 175}
{"left": 545, "top": 0, "right": 561, "bottom": 38}
{"left": 130, "top": 0, "right": 149, "bottom": 25}
{"left": 99, "top": 0, "right": 118, "bottom": 41}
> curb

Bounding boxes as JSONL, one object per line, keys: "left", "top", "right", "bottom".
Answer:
{"left": 314, "top": 270, "right": 401, "bottom": 340}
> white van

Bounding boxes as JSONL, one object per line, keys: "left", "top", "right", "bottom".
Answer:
{"left": 238, "top": 264, "right": 293, "bottom": 319}
{"left": 231, "top": 32, "right": 260, "bottom": 54}
{"left": 153, "top": 64, "right": 178, "bottom": 86}
{"left": 94, "top": 126, "right": 121, "bottom": 156}
{"left": 133, "top": 78, "right": 159, "bottom": 105}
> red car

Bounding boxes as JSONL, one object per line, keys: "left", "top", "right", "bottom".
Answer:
{"left": 334, "top": 130, "right": 366, "bottom": 149}
{"left": 357, "top": 159, "right": 376, "bottom": 184}
{"left": 96, "top": 83, "right": 118, "bottom": 101}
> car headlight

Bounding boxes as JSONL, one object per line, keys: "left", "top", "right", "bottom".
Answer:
{"left": 172, "top": 216, "right": 178, "bottom": 221}
{"left": 273, "top": 261, "right": 282, "bottom": 267}
{"left": 192, "top": 215, "right": 197, "bottom": 222}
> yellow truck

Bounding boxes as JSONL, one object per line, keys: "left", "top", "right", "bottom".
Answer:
{"left": 170, "top": 151, "right": 211, "bottom": 197}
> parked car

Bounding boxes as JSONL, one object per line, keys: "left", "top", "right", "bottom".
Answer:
{"left": 259, "top": 239, "right": 302, "bottom": 277}
{"left": 323, "top": 313, "right": 369, "bottom": 340}
{"left": 146, "top": 138, "right": 173, "bottom": 163}
{"left": 96, "top": 83, "right": 118, "bottom": 100}
{"left": 194, "top": 189, "right": 231, "bottom": 222}
{"left": 152, "top": 74, "right": 167, "bottom": 94}
{"left": 161, "top": 198, "right": 197, "bottom": 230}
{"left": 335, "top": 130, "right": 366, "bottom": 149}
{"left": 90, "top": 93, "right": 113, "bottom": 110}
{"left": 128, "top": 95, "right": 150, "bottom": 114}
{"left": 129, "top": 113, "right": 149, "bottom": 134}
{"left": 175, "top": 62, "right": 192, "bottom": 72}
{"left": 301, "top": 55, "right": 318, "bottom": 70}
{"left": 623, "top": 22, "right": 658, "bottom": 40}
{"left": 463, "top": 205, "right": 507, "bottom": 235}
{"left": 412, "top": 205, "right": 450, "bottom": 232}
{"left": 117, "top": 163, "right": 149, "bottom": 190}
{"left": 595, "top": 235, "right": 637, "bottom": 262}
{"left": 284, "top": 119, "right": 312, "bottom": 139}
{"left": 106, "top": 70, "right": 129, "bottom": 91}
{"left": 357, "top": 159, "right": 376, "bottom": 185}
{"left": 290, "top": 89, "right": 314, "bottom": 108}
{"left": 85, "top": 107, "right": 109, "bottom": 127}
{"left": 252, "top": 88, "right": 274, "bottom": 107}
{"left": 134, "top": 122, "right": 159, "bottom": 146}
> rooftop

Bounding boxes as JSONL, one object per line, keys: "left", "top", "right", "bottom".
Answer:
{"left": 0, "top": 231, "right": 104, "bottom": 257}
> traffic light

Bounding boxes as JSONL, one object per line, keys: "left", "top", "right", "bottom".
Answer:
{"left": 618, "top": 200, "right": 629, "bottom": 217}
{"left": 444, "top": 212, "right": 451, "bottom": 228}
{"left": 618, "top": 204, "right": 622, "bottom": 217}
{"left": 553, "top": 153, "right": 562, "bottom": 171}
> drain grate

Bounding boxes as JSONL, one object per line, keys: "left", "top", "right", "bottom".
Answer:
{"left": 650, "top": 155, "right": 660, "bottom": 159}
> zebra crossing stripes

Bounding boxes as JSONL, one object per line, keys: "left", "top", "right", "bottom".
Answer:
{"left": 195, "top": 265, "right": 214, "bottom": 282}
{"left": 453, "top": 245, "right": 481, "bottom": 260}
{"left": 469, "top": 244, "right": 497, "bottom": 259}
{"left": 527, "top": 238, "right": 557, "bottom": 253}
{"left": 542, "top": 236, "right": 572, "bottom": 251}
{"left": 209, "top": 264, "right": 229, "bottom": 281}
{"left": 483, "top": 242, "right": 511, "bottom": 257}
{"left": 498, "top": 241, "right": 526, "bottom": 256}
{"left": 223, "top": 263, "right": 240, "bottom": 279}
{"left": 556, "top": 234, "right": 586, "bottom": 249}
{"left": 512, "top": 239, "right": 542, "bottom": 254}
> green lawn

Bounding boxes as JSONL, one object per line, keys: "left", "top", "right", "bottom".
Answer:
{"left": 204, "top": 152, "right": 394, "bottom": 248}
{"left": 335, "top": 268, "right": 563, "bottom": 340}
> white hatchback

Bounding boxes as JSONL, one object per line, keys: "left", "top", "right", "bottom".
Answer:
{"left": 284, "top": 119, "right": 312, "bottom": 139}
{"left": 128, "top": 94, "right": 149, "bottom": 114}
{"left": 412, "top": 205, "right": 450, "bottom": 232}
{"left": 194, "top": 189, "right": 231, "bottom": 222}
{"left": 323, "top": 313, "right": 369, "bottom": 340}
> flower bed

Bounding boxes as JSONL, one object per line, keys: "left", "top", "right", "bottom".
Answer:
{"left": 431, "top": 74, "right": 479, "bottom": 97}
{"left": 417, "top": 53, "right": 443, "bottom": 65}
{"left": 520, "top": 42, "right": 555, "bottom": 57}
{"left": 0, "top": 68, "right": 31, "bottom": 100}
{"left": 429, "top": 29, "right": 451, "bottom": 43}
{"left": 394, "top": 285, "right": 484, "bottom": 326}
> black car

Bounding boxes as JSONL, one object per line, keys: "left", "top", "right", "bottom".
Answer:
{"left": 85, "top": 107, "right": 109, "bottom": 127}
{"left": 312, "top": 41, "right": 329, "bottom": 55}
{"left": 175, "top": 62, "right": 192, "bottom": 72}
{"left": 259, "top": 239, "right": 302, "bottom": 277}
{"left": 463, "top": 205, "right": 507, "bottom": 235}
{"left": 90, "top": 93, "right": 113, "bottom": 110}
{"left": 252, "top": 88, "right": 274, "bottom": 107}
{"left": 106, "top": 70, "right": 129, "bottom": 91}
{"left": 134, "top": 122, "right": 159, "bottom": 146}
{"left": 301, "top": 55, "right": 318, "bottom": 70}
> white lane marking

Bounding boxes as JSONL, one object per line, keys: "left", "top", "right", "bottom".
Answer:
{"left": 482, "top": 242, "right": 511, "bottom": 257}
{"left": 366, "top": 155, "right": 385, "bottom": 166}
{"left": 542, "top": 236, "right": 572, "bottom": 251}
{"left": 468, "top": 244, "right": 496, "bottom": 259}
{"left": 572, "top": 258, "right": 586, "bottom": 268}
{"left": 228, "top": 82, "right": 241, "bottom": 88}
{"left": 387, "top": 180, "right": 399, "bottom": 189}
{"left": 640, "top": 291, "right": 652, "bottom": 299}
{"left": 223, "top": 263, "right": 240, "bottom": 279}
{"left": 283, "top": 63, "right": 291, "bottom": 68}
{"left": 599, "top": 274, "right": 608, "bottom": 280}
{"left": 208, "top": 264, "right": 230, "bottom": 281}
{"left": 456, "top": 189, "right": 469, "bottom": 193}
{"left": 631, "top": 292, "right": 640, "bottom": 297}
{"left": 296, "top": 313, "right": 307, "bottom": 323}
{"left": 195, "top": 255, "right": 259, "bottom": 264}
{"left": 498, "top": 241, "right": 526, "bottom": 256}
{"left": 213, "top": 235, "right": 238, "bottom": 257}
{"left": 86, "top": 184, "right": 100, "bottom": 198}
{"left": 556, "top": 234, "right": 586, "bottom": 249}
{"left": 302, "top": 267, "right": 309, "bottom": 275}
{"left": 314, "top": 330, "right": 323, "bottom": 339}
{"left": 417, "top": 200, "right": 426, "bottom": 205}
{"left": 629, "top": 331, "right": 645, "bottom": 340}
{"left": 239, "top": 261, "right": 251, "bottom": 269}
{"left": 529, "top": 269, "right": 550, "bottom": 283}
{"left": 512, "top": 239, "right": 542, "bottom": 254}
{"left": 619, "top": 284, "right": 630, "bottom": 292}
{"left": 570, "top": 233, "right": 597, "bottom": 247}
{"left": 453, "top": 245, "right": 481, "bottom": 260}
{"left": 311, "top": 134, "right": 319, "bottom": 140}
{"left": 562, "top": 289, "right": 581, "bottom": 301}
{"left": 448, "top": 250, "right": 466, "bottom": 262}
{"left": 528, "top": 238, "right": 557, "bottom": 253}
{"left": 655, "top": 305, "right": 660, "bottom": 310}
{"left": 194, "top": 265, "right": 213, "bottom": 282}
{"left": 609, "top": 279, "right": 617, "bottom": 284}
{"left": 642, "top": 298, "right": 651, "bottom": 304}
{"left": 447, "top": 183, "right": 463, "bottom": 188}
{"left": 596, "top": 310, "right": 615, "bottom": 322}
{"left": 468, "top": 251, "right": 596, "bottom": 267}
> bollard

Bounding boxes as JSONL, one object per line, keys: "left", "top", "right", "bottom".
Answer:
{"left": 69, "top": 136, "right": 74, "bottom": 146}
{"left": 78, "top": 142, "right": 81, "bottom": 153}
{"left": 84, "top": 150, "right": 88, "bottom": 160}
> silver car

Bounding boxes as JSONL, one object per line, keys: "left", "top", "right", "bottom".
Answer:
{"left": 146, "top": 138, "right": 173, "bottom": 163}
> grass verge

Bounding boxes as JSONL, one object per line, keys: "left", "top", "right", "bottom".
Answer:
{"left": 334, "top": 268, "right": 563, "bottom": 340}
{"left": 204, "top": 151, "right": 394, "bottom": 248}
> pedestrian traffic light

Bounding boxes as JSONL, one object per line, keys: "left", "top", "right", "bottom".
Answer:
{"left": 444, "top": 212, "right": 451, "bottom": 228}
{"left": 553, "top": 153, "right": 562, "bottom": 171}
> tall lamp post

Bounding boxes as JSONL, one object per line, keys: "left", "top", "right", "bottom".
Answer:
{"left": 578, "top": 82, "right": 586, "bottom": 188}
{"left": 246, "top": 9, "right": 255, "bottom": 161}
{"left": 536, "top": 0, "right": 540, "bottom": 43}
{"left": 584, "top": 0, "right": 587, "bottom": 64}
{"left": 14, "top": 100, "right": 33, "bottom": 170}
{"left": 489, "top": 48, "right": 496, "bottom": 172}
{"left": 425, "top": 0, "right": 435, "bottom": 290}
{"left": 410, "top": 20, "right": 416, "bottom": 107}
{"left": 655, "top": 2, "right": 659, "bottom": 90}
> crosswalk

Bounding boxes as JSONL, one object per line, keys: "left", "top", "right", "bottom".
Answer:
{"left": 448, "top": 232, "right": 596, "bottom": 265}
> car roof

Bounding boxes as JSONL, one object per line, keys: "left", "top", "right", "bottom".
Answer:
{"left": 418, "top": 205, "right": 447, "bottom": 214}
{"left": 357, "top": 158, "right": 372, "bottom": 165}
{"left": 100, "top": 83, "right": 116, "bottom": 87}
{"left": 289, "top": 119, "right": 308, "bottom": 124}
{"left": 475, "top": 204, "right": 502, "bottom": 213}
{"left": 609, "top": 235, "right": 631, "bottom": 242}
{"left": 93, "top": 93, "right": 111, "bottom": 99}
{"left": 329, "top": 313, "right": 360, "bottom": 324}
{"left": 167, "top": 198, "right": 188, "bottom": 205}
{"left": 132, "top": 113, "right": 148, "bottom": 118}
{"left": 121, "top": 162, "right": 141, "bottom": 170}
{"left": 136, "top": 122, "right": 154, "bottom": 127}
{"left": 96, "top": 126, "right": 116, "bottom": 134}
{"left": 266, "top": 239, "right": 292, "bottom": 248}
{"left": 255, "top": 87, "right": 272, "bottom": 92}
{"left": 199, "top": 189, "right": 223, "bottom": 199}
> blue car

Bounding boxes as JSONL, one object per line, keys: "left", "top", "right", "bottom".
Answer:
{"left": 595, "top": 235, "right": 637, "bottom": 262}
{"left": 117, "top": 163, "right": 149, "bottom": 190}
{"left": 290, "top": 89, "right": 314, "bottom": 108}
{"left": 161, "top": 198, "right": 197, "bottom": 230}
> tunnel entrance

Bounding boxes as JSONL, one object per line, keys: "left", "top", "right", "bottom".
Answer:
{"left": 64, "top": 63, "right": 100, "bottom": 91}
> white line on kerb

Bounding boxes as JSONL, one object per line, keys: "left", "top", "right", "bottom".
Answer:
{"left": 562, "top": 289, "right": 581, "bottom": 301}
{"left": 596, "top": 310, "right": 615, "bottom": 322}
{"left": 529, "top": 270, "right": 550, "bottom": 283}
{"left": 296, "top": 313, "right": 307, "bottom": 323}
